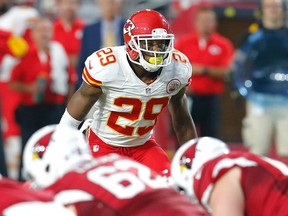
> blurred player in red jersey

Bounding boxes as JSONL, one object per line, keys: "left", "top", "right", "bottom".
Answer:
{"left": 0, "top": 175, "right": 75, "bottom": 216}
{"left": 171, "top": 137, "right": 288, "bottom": 216}
{"left": 58, "top": 9, "right": 197, "bottom": 176}
{"left": 22, "top": 125, "right": 208, "bottom": 216}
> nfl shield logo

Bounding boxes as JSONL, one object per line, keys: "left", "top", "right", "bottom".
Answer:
{"left": 146, "top": 87, "right": 152, "bottom": 94}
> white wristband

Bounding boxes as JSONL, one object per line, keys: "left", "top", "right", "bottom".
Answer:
{"left": 58, "top": 109, "right": 82, "bottom": 129}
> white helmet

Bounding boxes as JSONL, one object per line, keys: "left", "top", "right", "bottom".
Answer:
{"left": 171, "top": 137, "right": 229, "bottom": 198}
{"left": 23, "top": 125, "right": 92, "bottom": 188}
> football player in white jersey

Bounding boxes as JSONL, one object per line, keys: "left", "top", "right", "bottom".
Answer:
{"left": 58, "top": 9, "right": 196, "bottom": 176}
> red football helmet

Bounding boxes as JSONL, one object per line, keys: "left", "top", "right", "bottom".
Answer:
{"left": 123, "top": 9, "right": 174, "bottom": 72}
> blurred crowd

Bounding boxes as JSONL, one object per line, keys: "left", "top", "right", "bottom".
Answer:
{"left": 1, "top": 0, "right": 288, "bottom": 182}
{"left": 0, "top": 0, "right": 127, "bottom": 180}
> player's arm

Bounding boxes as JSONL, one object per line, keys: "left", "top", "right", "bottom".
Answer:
{"left": 192, "top": 64, "right": 230, "bottom": 79}
{"left": 193, "top": 64, "right": 230, "bottom": 79}
{"left": 9, "top": 62, "right": 41, "bottom": 94}
{"left": 59, "top": 81, "right": 102, "bottom": 128}
{"left": 169, "top": 87, "right": 197, "bottom": 145}
{"left": 209, "top": 167, "right": 245, "bottom": 216}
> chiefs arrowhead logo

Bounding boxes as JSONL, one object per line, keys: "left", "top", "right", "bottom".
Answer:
{"left": 123, "top": 19, "right": 135, "bottom": 36}
{"left": 166, "top": 79, "right": 181, "bottom": 94}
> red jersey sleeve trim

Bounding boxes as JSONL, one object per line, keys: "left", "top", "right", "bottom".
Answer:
{"left": 82, "top": 67, "right": 102, "bottom": 87}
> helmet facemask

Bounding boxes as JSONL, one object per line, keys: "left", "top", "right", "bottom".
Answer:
{"left": 127, "top": 28, "right": 174, "bottom": 72}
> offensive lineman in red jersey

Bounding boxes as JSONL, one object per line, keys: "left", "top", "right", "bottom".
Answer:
{"left": 171, "top": 137, "right": 288, "bottom": 216}
{"left": 23, "top": 125, "right": 208, "bottom": 216}
{"left": 58, "top": 9, "right": 196, "bottom": 176}
{"left": 0, "top": 175, "right": 75, "bottom": 216}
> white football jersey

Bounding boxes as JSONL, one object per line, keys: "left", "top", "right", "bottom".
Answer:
{"left": 83, "top": 46, "right": 192, "bottom": 147}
